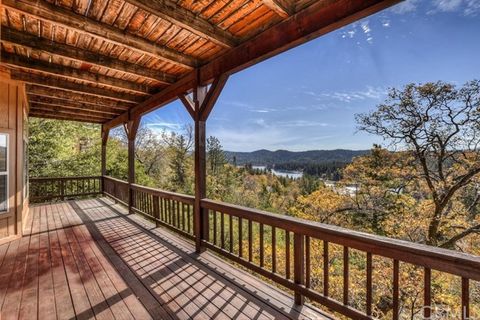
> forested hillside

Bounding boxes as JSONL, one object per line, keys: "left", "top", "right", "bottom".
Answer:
{"left": 225, "top": 149, "right": 369, "bottom": 165}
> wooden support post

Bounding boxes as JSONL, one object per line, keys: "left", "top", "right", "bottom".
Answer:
{"left": 180, "top": 73, "right": 229, "bottom": 253}
{"left": 124, "top": 117, "right": 140, "bottom": 214}
{"left": 193, "top": 85, "right": 208, "bottom": 253}
{"left": 101, "top": 126, "right": 109, "bottom": 193}
{"left": 293, "top": 233, "right": 305, "bottom": 305}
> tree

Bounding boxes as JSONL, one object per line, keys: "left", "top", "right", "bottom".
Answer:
{"left": 356, "top": 80, "right": 480, "bottom": 247}
{"left": 28, "top": 118, "right": 101, "bottom": 177}
{"left": 162, "top": 125, "right": 193, "bottom": 193}
{"left": 135, "top": 126, "right": 167, "bottom": 179}
{"left": 207, "top": 136, "right": 226, "bottom": 175}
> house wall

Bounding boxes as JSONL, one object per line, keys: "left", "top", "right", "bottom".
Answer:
{"left": 0, "top": 70, "right": 28, "bottom": 244}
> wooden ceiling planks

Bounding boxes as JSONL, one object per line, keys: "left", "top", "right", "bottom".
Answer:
{"left": 0, "top": 0, "right": 399, "bottom": 124}
{"left": 26, "top": 85, "right": 134, "bottom": 110}
{"left": 1, "top": 51, "right": 153, "bottom": 95}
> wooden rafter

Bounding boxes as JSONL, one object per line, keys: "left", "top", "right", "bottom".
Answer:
{"left": 105, "top": 0, "right": 401, "bottom": 130}
{"left": 25, "top": 85, "right": 134, "bottom": 110}
{"left": 1, "top": 27, "right": 176, "bottom": 84}
{"left": 1, "top": 52, "right": 152, "bottom": 95}
{"left": 1, "top": 0, "right": 198, "bottom": 69}
{"left": 123, "top": 0, "right": 238, "bottom": 48}
{"left": 261, "top": 0, "right": 294, "bottom": 17}
{"left": 29, "top": 112, "right": 104, "bottom": 123}
{"left": 12, "top": 70, "right": 144, "bottom": 103}
{"left": 30, "top": 104, "right": 113, "bottom": 121}
{"left": 27, "top": 96, "right": 123, "bottom": 116}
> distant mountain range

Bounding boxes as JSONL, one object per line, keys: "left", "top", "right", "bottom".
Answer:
{"left": 224, "top": 149, "right": 370, "bottom": 166}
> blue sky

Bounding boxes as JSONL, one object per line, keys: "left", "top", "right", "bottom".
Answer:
{"left": 141, "top": 0, "right": 480, "bottom": 152}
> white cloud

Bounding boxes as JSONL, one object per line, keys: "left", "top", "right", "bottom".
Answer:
{"left": 382, "top": 19, "right": 391, "bottom": 27}
{"left": 276, "top": 120, "right": 330, "bottom": 128}
{"left": 361, "top": 21, "right": 371, "bottom": 34}
{"left": 427, "top": 0, "right": 480, "bottom": 15}
{"left": 397, "top": 0, "right": 480, "bottom": 16}
{"left": 390, "top": 0, "right": 419, "bottom": 14}
{"left": 431, "top": 0, "right": 463, "bottom": 12}
{"left": 254, "top": 118, "right": 267, "bottom": 127}
{"left": 316, "top": 86, "right": 387, "bottom": 103}
{"left": 146, "top": 122, "right": 182, "bottom": 130}
{"left": 464, "top": 0, "right": 480, "bottom": 15}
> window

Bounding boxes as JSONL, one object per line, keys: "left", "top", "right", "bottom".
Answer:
{"left": 0, "top": 134, "right": 8, "bottom": 213}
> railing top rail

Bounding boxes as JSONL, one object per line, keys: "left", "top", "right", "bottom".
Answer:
{"left": 102, "top": 175, "right": 129, "bottom": 184}
{"left": 30, "top": 176, "right": 102, "bottom": 181}
{"left": 201, "top": 198, "right": 480, "bottom": 281}
{"left": 131, "top": 183, "right": 195, "bottom": 204}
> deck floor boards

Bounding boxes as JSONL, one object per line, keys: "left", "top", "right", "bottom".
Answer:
{"left": 0, "top": 198, "right": 332, "bottom": 320}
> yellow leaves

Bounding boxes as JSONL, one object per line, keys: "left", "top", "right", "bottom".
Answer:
{"left": 290, "top": 187, "right": 352, "bottom": 224}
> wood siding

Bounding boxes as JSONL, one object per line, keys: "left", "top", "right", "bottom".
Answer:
{"left": 0, "top": 70, "right": 27, "bottom": 242}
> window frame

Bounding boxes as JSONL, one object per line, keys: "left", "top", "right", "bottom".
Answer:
{"left": 0, "top": 132, "right": 9, "bottom": 214}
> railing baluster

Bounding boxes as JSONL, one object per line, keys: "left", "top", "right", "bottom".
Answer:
{"left": 343, "top": 246, "right": 349, "bottom": 305}
{"left": 393, "top": 259, "right": 399, "bottom": 320}
{"left": 177, "top": 200, "right": 181, "bottom": 228}
{"left": 424, "top": 267, "right": 431, "bottom": 319}
{"left": 153, "top": 196, "right": 159, "bottom": 227}
{"left": 305, "top": 236, "right": 310, "bottom": 288}
{"left": 323, "top": 240, "right": 329, "bottom": 297}
{"left": 248, "top": 220, "right": 253, "bottom": 262}
{"left": 272, "top": 226, "right": 276, "bottom": 273}
{"left": 366, "top": 252, "right": 373, "bottom": 316}
{"left": 213, "top": 210, "right": 217, "bottom": 245}
{"left": 229, "top": 214, "right": 233, "bottom": 253}
{"left": 171, "top": 200, "right": 178, "bottom": 228}
{"left": 187, "top": 204, "right": 191, "bottom": 234}
{"left": 150, "top": 194, "right": 153, "bottom": 215}
{"left": 293, "top": 233, "right": 305, "bottom": 305}
{"left": 259, "top": 223, "right": 264, "bottom": 268}
{"left": 220, "top": 211, "right": 225, "bottom": 249}
{"left": 160, "top": 198, "right": 164, "bottom": 222}
{"left": 182, "top": 203, "right": 186, "bottom": 232}
{"left": 462, "top": 277, "right": 469, "bottom": 320}
{"left": 238, "top": 217, "right": 243, "bottom": 258}
{"left": 285, "top": 230, "right": 290, "bottom": 279}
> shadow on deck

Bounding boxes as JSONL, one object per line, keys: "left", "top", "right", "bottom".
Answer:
{"left": 0, "top": 197, "right": 332, "bottom": 319}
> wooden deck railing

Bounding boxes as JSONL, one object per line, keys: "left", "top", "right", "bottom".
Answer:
{"left": 130, "top": 183, "right": 195, "bottom": 239}
{"left": 33, "top": 175, "right": 480, "bottom": 319}
{"left": 201, "top": 199, "right": 480, "bottom": 319}
{"left": 103, "top": 176, "right": 129, "bottom": 205}
{"left": 29, "top": 176, "right": 102, "bottom": 203}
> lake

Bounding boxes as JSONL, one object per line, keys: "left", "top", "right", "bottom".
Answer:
{"left": 252, "top": 166, "right": 303, "bottom": 179}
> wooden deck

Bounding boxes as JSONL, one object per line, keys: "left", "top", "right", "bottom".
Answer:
{"left": 0, "top": 197, "right": 332, "bottom": 320}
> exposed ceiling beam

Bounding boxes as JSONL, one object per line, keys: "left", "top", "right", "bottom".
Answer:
{"left": 1, "top": 51, "right": 152, "bottom": 95}
{"left": 29, "top": 106, "right": 111, "bottom": 121}
{"left": 105, "top": 0, "right": 400, "bottom": 129}
{"left": 261, "top": 0, "right": 294, "bottom": 17}
{"left": 27, "top": 96, "right": 123, "bottom": 116}
{"left": 13, "top": 71, "right": 145, "bottom": 103}
{"left": 29, "top": 112, "right": 105, "bottom": 124}
{"left": 1, "top": 27, "right": 175, "bottom": 85}
{"left": 123, "top": 0, "right": 238, "bottom": 48}
{"left": 1, "top": 0, "right": 198, "bottom": 69}
{"left": 25, "top": 85, "right": 134, "bottom": 110}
